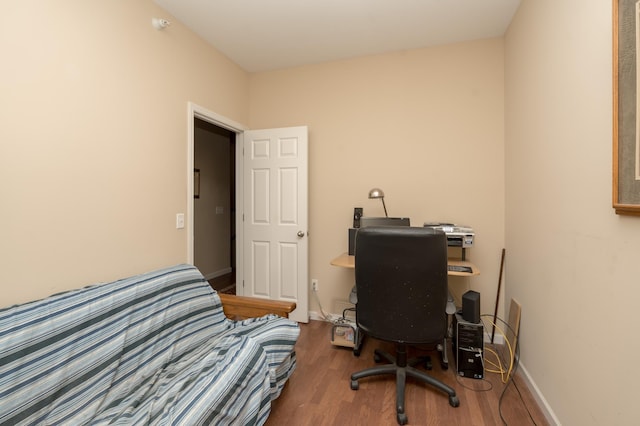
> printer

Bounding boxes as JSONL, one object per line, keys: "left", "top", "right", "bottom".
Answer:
{"left": 424, "top": 223, "right": 475, "bottom": 248}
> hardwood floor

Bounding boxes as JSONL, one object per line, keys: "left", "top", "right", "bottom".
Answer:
{"left": 266, "top": 320, "right": 549, "bottom": 426}
{"left": 208, "top": 271, "right": 236, "bottom": 294}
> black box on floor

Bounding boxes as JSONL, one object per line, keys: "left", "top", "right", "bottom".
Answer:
{"left": 452, "top": 313, "right": 484, "bottom": 379}
{"left": 462, "top": 290, "right": 481, "bottom": 323}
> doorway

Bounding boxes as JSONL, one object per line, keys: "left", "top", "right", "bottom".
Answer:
{"left": 186, "top": 102, "right": 247, "bottom": 297}
{"left": 193, "top": 118, "right": 236, "bottom": 293}
{"left": 186, "top": 103, "right": 309, "bottom": 322}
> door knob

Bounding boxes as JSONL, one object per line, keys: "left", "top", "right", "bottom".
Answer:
{"left": 297, "top": 231, "right": 305, "bottom": 238}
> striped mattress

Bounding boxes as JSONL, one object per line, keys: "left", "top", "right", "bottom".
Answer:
{"left": 0, "top": 264, "right": 299, "bottom": 425}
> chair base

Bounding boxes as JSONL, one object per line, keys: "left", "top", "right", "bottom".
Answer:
{"left": 350, "top": 344, "right": 459, "bottom": 425}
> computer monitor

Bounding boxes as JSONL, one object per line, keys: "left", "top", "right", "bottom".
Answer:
{"left": 349, "top": 217, "right": 411, "bottom": 255}
{"left": 359, "top": 217, "right": 410, "bottom": 228}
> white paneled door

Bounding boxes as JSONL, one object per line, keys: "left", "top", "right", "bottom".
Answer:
{"left": 242, "top": 126, "right": 308, "bottom": 322}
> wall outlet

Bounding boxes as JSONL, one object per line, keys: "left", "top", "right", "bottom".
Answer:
{"left": 311, "top": 279, "right": 319, "bottom": 291}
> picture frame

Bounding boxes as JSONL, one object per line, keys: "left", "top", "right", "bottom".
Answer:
{"left": 613, "top": 0, "right": 640, "bottom": 215}
{"left": 194, "top": 168, "right": 200, "bottom": 199}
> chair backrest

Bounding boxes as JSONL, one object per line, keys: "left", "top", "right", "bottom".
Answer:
{"left": 355, "top": 226, "right": 448, "bottom": 344}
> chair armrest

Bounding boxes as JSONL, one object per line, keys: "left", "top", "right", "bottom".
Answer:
{"left": 218, "top": 293, "right": 296, "bottom": 320}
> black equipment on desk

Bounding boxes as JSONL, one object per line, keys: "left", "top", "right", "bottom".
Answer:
{"left": 353, "top": 207, "right": 363, "bottom": 228}
{"left": 453, "top": 313, "right": 484, "bottom": 379}
{"left": 348, "top": 217, "right": 410, "bottom": 255}
{"left": 448, "top": 264, "right": 473, "bottom": 273}
{"left": 360, "top": 217, "right": 410, "bottom": 228}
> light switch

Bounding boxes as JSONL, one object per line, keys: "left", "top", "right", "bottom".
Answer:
{"left": 176, "top": 213, "right": 185, "bottom": 229}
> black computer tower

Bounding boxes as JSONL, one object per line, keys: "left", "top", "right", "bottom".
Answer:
{"left": 452, "top": 313, "right": 484, "bottom": 379}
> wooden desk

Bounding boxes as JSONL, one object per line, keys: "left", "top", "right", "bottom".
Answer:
{"left": 330, "top": 252, "right": 480, "bottom": 276}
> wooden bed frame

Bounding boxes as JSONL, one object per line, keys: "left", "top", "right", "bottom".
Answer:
{"left": 218, "top": 293, "right": 296, "bottom": 320}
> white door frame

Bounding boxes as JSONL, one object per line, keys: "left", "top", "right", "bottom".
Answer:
{"left": 187, "top": 102, "right": 247, "bottom": 293}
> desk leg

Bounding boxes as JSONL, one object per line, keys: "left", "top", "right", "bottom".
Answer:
{"left": 438, "top": 336, "right": 449, "bottom": 370}
{"left": 440, "top": 289, "right": 457, "bottom": 369}
{"left": 438, "top": 312, "right": 452, "bottom": 370}
{"left": 353, "top": 327, "right": 364, "bottom": 357}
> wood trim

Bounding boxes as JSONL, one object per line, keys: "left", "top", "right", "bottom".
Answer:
{"left": 613, "top": 0, "right": 640, "bottom": 215}
{"left": 613, "top": 0, "right": 620, "bottom": 211}
{"left": 218, "top": 293, "right": 296, "bottom": 320}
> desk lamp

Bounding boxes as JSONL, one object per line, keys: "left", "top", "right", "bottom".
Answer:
{"left": 368, "top": 188, "right": 388, "bottom": 217}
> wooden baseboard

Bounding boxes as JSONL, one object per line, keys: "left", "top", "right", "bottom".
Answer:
{"left": 203, "top": 267, "right": 233, "bottom": 281}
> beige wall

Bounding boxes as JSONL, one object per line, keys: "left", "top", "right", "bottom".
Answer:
{"left": 249, "top": 39, "right": 506, "bottom": 321}
{"left": 506, "top": 0, "right": 640, "bottom": 424}
{"left": 0, "top": 0, "right": 249, "bottom": 306}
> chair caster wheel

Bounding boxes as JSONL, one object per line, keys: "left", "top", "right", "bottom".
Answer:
{"left": 374, "top": 352, "right": 382, "bottom": 363}
{"left": 397, "top": 412, "right": 408, "bottom": 425}
{"left": 449, "top": 395, "right": 460, "bottom": 407}
{"left": 440, "top": 361, "right": 449, "bottom": 370}
{"left": 425, "top": 357, "right": 433, "bottom": 370}
{"left": 350, "top": 380, "right": 359, "bottom": 390}
{"left": 353, "top": 348, "right": 361, "bottom": 357}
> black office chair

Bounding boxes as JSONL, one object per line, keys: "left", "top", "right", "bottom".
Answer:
{"left": 350, "top": 226, "right": 459, "bottom": 425}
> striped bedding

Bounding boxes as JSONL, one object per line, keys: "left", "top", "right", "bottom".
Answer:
{"left": 0, "top": 264, "right": 299, "bottom": 425}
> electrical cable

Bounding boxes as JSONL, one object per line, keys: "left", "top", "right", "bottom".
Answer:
{"left": 481, "top": 319, "right": 514, "bottom": 384}
{"left": 484, "top": 346, "right": 507, "bottom": 376}
{"left": 311, "top": 286, "right": 331, "bottom": 321}
{"left": 312, "top": 286, "right": 358, "bottom": 337}
{"left": 342, "top": 307, "right": 356, "bottom": 321}
{"left": 455, "top": 374, "right": 493, "bottom": 391}
{"left": 499, "top": 339, "right": 537, "bottom": 426}
{"left": 479, "top": 314, "right": 538, "bottom": 426}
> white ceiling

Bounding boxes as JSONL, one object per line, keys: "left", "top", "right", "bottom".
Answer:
{"left": 154, "top": 0, "right": 521, "bottom": 73}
